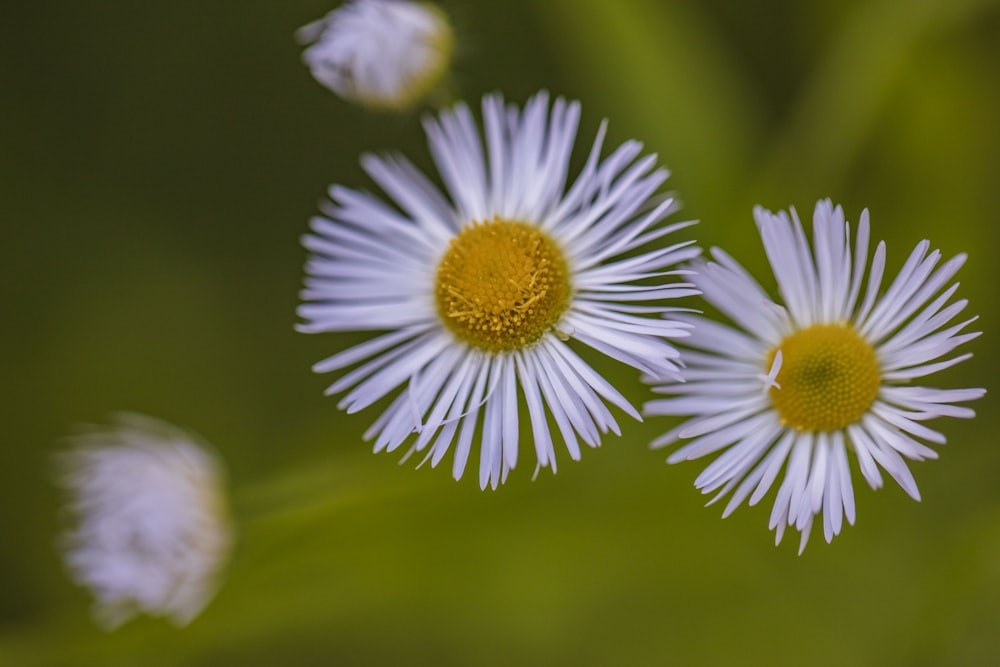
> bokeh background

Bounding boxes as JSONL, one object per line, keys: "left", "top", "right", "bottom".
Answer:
{"left": 2, "top": 0, "right": 999, "bottom": 664}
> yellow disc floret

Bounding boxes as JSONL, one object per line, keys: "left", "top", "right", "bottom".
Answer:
{"left": 435, "top": 217, "right": 571, "bottom": 352}
{"left": 767, "top": 323, "right": 881, "bottom": 431}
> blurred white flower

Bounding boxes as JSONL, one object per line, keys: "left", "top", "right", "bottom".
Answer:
{"left": 56, "top": 414, "right": 233, "bottom": 629}
{"left": 646, "top": 200, "right": 984, "bottom": 553}
{"left": 298, "top": 91, "right": 699, "bottom": 488}
{"left": 297, "top": 0, "right": 454, "bottom": 111}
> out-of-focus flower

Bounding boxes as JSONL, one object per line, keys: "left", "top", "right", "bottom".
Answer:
{"left": 297, "top": 0, "right": 454, "bottom": 111}
{"left": 646, "top": 199, "right": 984, "bottom": 553}
{"left": 56, "top": 414, "right": 233, "bottom": 629}
{"left": 298, "top": 91, "right": 699, "bottom": 489}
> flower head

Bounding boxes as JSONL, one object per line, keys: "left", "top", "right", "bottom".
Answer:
{"left": 56, "top": 414, "right": 232, "bottom": 629}
{"left": 645, "top": 200, "right": 984, "bottom": 552}
{"left": 298, "top": 91, "right": 700, "bottom": 489}
{"left": 297, "top": 0, "right": 454, "bottom": 111}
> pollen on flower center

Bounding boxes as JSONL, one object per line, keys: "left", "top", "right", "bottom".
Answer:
{"left": 766, "top": 323, "right": 881, "bottom": 432}
{"left": 435, "top": 217, "right": 571, "bottom": 352}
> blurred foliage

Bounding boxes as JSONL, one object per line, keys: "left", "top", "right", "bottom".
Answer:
{"left": 1, "top": 0, "right": 998, "bottom": 665}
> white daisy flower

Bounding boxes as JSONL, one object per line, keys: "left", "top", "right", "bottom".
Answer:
{"left": 297, "top": 0, "right": 454, "bottom": 111}
{"left": 645, "top": 199, "right": 984, "bottom": 553}
{"left": 56, "top": 414, "right": 233, "bottom": 629}
{"left": 298, "top": 91, "right": 700, "bottom": 489}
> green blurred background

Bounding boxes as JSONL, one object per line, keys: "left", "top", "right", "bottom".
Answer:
{"left": 2, "top": 0, "right": 999, "bottom": 664}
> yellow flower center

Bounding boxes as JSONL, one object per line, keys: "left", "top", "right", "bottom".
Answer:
{"left": 435, "top": 217, "right": 571, "bottom": 352}
{"left": 767, "top": 323, "right": 880, "bottom": 431}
